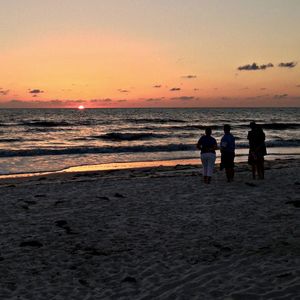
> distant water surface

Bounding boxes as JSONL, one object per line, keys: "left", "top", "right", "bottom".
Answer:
{"left": 0, "top": 108, "right": 299, "bottom": 175}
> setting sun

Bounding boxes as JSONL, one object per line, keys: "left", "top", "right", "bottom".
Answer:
{"left": 78, "top": 105, "right": 85, "bottom": 110}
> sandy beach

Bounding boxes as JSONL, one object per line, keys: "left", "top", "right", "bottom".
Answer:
{"left": 0, "top": 159, "right": 299, "bottom": 299}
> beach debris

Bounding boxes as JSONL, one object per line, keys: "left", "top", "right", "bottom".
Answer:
{"left": 97, "top": 196, "right": 110, "bottom": 201}
{"left": 78, "top": 279, "right": 89, "bottom": 286}
{"left": 121, "top": 276, "right": 137, "bottom": 284}
{"left": 55, "top": 220, "right": 74, "bottom": 234}
{"left": 6, "top": 184, "right": 16, "bottom": 188}
{"left": 245, "top": 182, "right": 257, "bottom": 187}
{"left": 55, "top": 220, "right": 68, "bottom": 227}
{"left": 114, "top": 193, "right": 126, "bottom": 198}
{"left": 34, "top": 194, "right": 46, "bottom": 198}
{"left": 37, "top": 177, "right": 47, "bottom": 181}
{"left": 54, "top": 200, "right": 65, "bottom": 206}
{"left": 221, "top": 246, "right": 232, "bottom": 252}
{"left": 83, "top": 247, "right": 109, "bottom": 256}
{"left": 20, "top": 240, "right": 43, "bottom": 248}
{"left": 285, "top": 200, "right": 300, "bottom": 208}
{"left": 24, "top": 200, "right": 37, "bottom": 205}
{"left": 276, "top": 272, "right": 293, "bottom": 278}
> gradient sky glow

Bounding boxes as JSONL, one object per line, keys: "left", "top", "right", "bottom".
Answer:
{"left": 1, "top": 0, "right": 300, "bottom": 107}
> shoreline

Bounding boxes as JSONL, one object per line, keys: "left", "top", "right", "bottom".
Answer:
{"left": 0, "top": 147, "right": 300, "bottom": 178}
{"left": 1, "top": 150, "right": 300, "bottom": 180}
{"left": 0, "top": 156, "right": 299, "bottom": 185}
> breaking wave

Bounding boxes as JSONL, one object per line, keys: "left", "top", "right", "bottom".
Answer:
{"left": 0, "top": 139, "right": 299, "bottom": 157}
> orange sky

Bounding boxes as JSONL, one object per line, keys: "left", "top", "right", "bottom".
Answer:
{"left": 1, "top": 1, "right": 300, "bottom": 108}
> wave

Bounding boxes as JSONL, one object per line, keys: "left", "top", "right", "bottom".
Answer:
{"left": 72, "top": 132, "right": 195, "bottom": 141}
{"left": 91, "top": 132, "right": 168, "bottom": 141}
{"left": 0, "top": 144, "right": 195, "bottom": 157}
{"left": 266, "top": 139, "right": 300, "bottom": 147}
{"left": 0, "top": 139, "right": 299, "bottom": 158}
{"left": 126, "top": 118, "right": 187, "bottom": 124}
{"left": 21, "top": 121, "right": 71, "bottom": 127}
{"left": 236, "top": 139, "right": 300, "bottom": 148}
{"left": 236, "top": 123, "right": 300, "bottom": 130}
{"left": 167, "top": 124, "right": 221, "bottom": 131}
{"left": 25, "top": 127, "right": 73, "bottom": 133}
{"left": 262, "top": 123, "right": 300, "bottom": 130}
{"left": 21, "top": 120, "right": 96, "bottom": 127}
{"left": 0, "top": 138, "right": 23, "bottom": 143}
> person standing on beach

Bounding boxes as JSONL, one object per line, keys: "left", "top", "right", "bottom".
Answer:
{"left": 247, "top": 121, "right": 267, "bottom": 179}
{"left": 220, "top": 124, "right": 235, "bottom": 182}
{"left": 197, "top": 127, "right": 217, "bottom": 184}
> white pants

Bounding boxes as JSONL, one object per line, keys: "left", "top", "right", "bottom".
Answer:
{"left": 201, "top": 153, "right": 216, "bottom": 177}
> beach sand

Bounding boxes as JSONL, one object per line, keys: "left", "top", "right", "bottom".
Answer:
{"left": 0, "top": 159, "right": 299, "bottom": 299}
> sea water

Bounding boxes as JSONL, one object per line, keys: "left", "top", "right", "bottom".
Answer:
{"left": 0, "top": 108, "right": 299, "bottom": 175}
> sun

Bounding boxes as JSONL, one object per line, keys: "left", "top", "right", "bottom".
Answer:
{"left": 78, "top": 105, "right": 85, "bottom": 110}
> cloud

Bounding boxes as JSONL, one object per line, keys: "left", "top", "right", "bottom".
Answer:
{"left": 259, "top": 63, "right": 274, "bottom": 70}
{"left": 273, "top": 94, "right": 288, "bottom": 99}
{"left": 29, "top": 89, "right": 44, "bottom": 94}
{"left": 153, "top": 85, "right": 161, "bottom": 88}
{"left": 90, "top": 98, "right": 112, "bottom": 103}
{"left": 237, "top": 62, "right": 273, "bottom": 71}
{"left": 145, "top": 98, "right": 163, "bottom": 102}
{"left": 278, "top": 62, "right": 297, "bottom": 68}
{"left": 256, "top": 94, "right": 270, "bottom": 98}
{"left": 194, "top": 88, "right": 199, "bottom": 91}
{"left": 171, "top": 96, "right": 195, "bottom": 101}
{"left": 117, "top": 100, "right": 127, "bottom": 103}
{"left": 118, "top": 89, "right": 130, "bottom": 93}
{"left": 169, "top": 87, "right": 181, "bottom": 91}
{"left": 0, "top": 99, "right": 87, "bottom": 108}
{"left": 0, "top": 89, "right": 10, "bottom": 96}
{"left": 245, "top": 94, "right": 270, "bottom": 100}
{"left": 260, "top": 88, "right": 267, "bottom": 90}
{"left": 181, "top": 75, "right": 197, "bottom": 79}
{"left": 296, "top": 85, "right": 300, "bottom": 88}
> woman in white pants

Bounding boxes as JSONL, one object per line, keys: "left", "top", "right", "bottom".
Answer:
{"left": 197, "top": 127, "right": 217, "bottom": 184}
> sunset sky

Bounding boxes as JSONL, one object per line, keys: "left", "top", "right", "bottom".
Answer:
{"left": 1, "top": 0, "right": 300, "bottom": 108}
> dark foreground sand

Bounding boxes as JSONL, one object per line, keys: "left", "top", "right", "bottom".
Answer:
{"left": 0, "top": 159, "right": 299, "bottom": 300}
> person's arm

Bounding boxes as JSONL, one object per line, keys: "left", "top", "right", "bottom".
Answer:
{"left": 220, "top": 136, "right": 227, "bottom": 151}
{"left": 213, "top": 138, "right": 218, "bottom": 150}
{"left": 232, "top": 136, "right": 236, "bottom": 151}
{"left": 209, "top": 139, "right": 218, "bottom": 151}
{"left": 196, "top": 138, "right": 202, "bottom": 150}
{"left": 212, "top": 142, "right": 218, "bottom": 150}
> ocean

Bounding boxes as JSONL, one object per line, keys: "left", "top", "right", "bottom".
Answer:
{"left": 0, "top": 108, "right": 299, "bottom": 175}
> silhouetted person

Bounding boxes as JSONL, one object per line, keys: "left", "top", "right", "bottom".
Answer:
{"left": 220, "top": 124, "right": 235, "bottom": 182}
{"left": 197, "top": 127, "right": 217, "bottom": 184}
{"left": 247, "top": 121, "right": 267, "bottom": 179}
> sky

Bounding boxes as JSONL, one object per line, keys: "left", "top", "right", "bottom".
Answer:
{"left": 0, "top": 0, "right": 300, "bottom": 108}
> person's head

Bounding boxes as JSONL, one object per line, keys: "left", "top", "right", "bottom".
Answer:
{"left": 223, "top": 124, "right": 231, "bottom": 134}
{"left": 250, "top": 121, "right": 256, "bottom": 130}
{"left": 205, "top": 127, "right": 212, "bottom": 136}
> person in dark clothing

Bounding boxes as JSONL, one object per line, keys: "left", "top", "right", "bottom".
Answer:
{"left": 196, "top": 127, "right": 218, "bottom": 184}
{"left": 220, "top": 124, "right": 235, "bottom": 182}
{"left": 247, "top": 121, "right": 267, "bottom": 179}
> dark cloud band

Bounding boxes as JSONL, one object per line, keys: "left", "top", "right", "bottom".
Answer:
{"left": 237, "top": 63, "right": 273, "bottom": 71}
{"left": 278, "top": 62, "right": 297, "bottom": 68}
